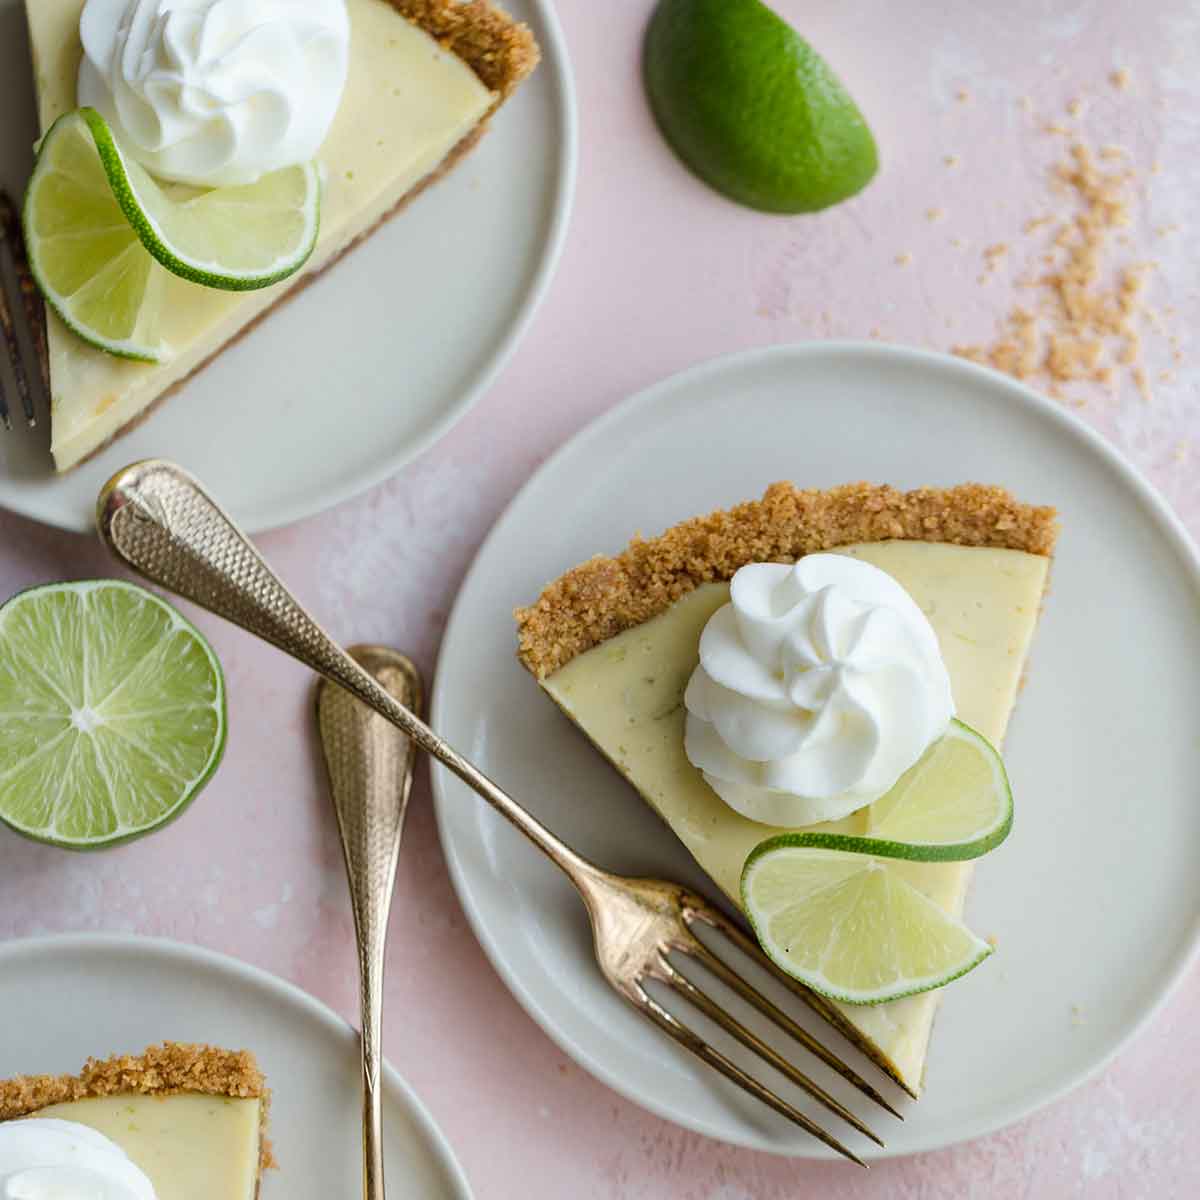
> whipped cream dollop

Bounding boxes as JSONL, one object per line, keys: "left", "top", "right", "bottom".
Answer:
{"left": 684, "top": 555, "right": 954, "bottom": 827}
{"left": 78, "top": 0, "right": 350, "bottom": 187}
{"left": 0, "top": 1120, "right": 155, "bottom": 1200}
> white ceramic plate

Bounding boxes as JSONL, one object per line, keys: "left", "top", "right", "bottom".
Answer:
{"left": 430, "top": 342, "right": 1200, "bottom": 1158}
{"left": 0, "top": 0, "right": 575, "bottom": 534}
{"left": 0, "top": 934, "right": 472, "bottom": 1198}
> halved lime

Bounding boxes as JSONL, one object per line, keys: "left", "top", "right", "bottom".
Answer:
{"left": 22, "top": 110, "right": 170, "bottom": 361}
{"left": 644, "top": 0, "right": 878, "bottom": 213}
{"left": 775, "top": 721, "right": 1013, "bottom": 863}
{"left": 80, "top": 108, "right": 321, "bottom": 291}
{"left": 0, "top": 580, "right": 227, "bottom": 850}
{"left": 742, "top": 843, "right": 992, "bottom": 1004}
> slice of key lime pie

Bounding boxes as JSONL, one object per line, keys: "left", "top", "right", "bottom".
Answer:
{"left": 0, "top": 1043, "right": 271, "bottom": 1198}
{"left": 516, "top": 482, "right": 1058, "bottom": 1095}
{"left": 23, "top": 0, "right": 539, "bottom": 470}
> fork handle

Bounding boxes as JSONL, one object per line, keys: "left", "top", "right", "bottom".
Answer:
{"left": 97, "top": 460, "right": 601, "bottom": 890}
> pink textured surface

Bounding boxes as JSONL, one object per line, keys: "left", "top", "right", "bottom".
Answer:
{"left": 1, "top": 1, "right": 1198, "bottom": 1196}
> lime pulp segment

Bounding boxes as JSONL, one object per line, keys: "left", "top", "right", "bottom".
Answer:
{"left": 0, "top": 580, "right": 226, "bottom": 849}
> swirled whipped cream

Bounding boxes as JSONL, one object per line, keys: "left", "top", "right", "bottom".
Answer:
{"left": 0, "top": 1119, "right": 155, "bottom": 1200}
{"left": 78, "top": 0, "right": 350, "bottom": 187}
{"left": 684, "top": 555, "right": 954, "bottom": 826}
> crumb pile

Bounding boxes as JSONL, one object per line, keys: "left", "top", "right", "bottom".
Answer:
{"left": 952, "top": 138, "right": 1157, "bottom": 402}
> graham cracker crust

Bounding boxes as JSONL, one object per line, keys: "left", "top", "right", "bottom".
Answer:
{"left": 516, "top": 481, "right": 1060, "bottom": 678}
{"left": 0, "top": 1042, "right": 276, "bottom": 1172}
{"left": 59, "top": 0, "right": 540, "bottom": 472}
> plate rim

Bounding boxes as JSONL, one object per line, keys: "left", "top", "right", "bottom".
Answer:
{"left": 429, "top": 339, "right": 1200, "bottom": 1158}
{"left": 0, "top": 0, "right": 578, "bottom": 536}
{"left": 0, "top": 931, "right": 474, "bottom": 1198}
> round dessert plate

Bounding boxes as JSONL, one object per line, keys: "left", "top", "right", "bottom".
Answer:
{"left": 0, "top": 0, "right": 575, "bottom": 533}
{"left": 0, "top": 934, "right": 473, "bottom": 1199}
{"left": 430, "top": 342, "right": 1200, "bottom": 1157}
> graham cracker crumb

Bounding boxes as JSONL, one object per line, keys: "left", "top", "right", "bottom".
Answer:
{"left": 1, "top": 1044, "right": 275, "bottom": 1171}
{"left": 926, "top": 207, "right": 946, "bottom": 222}
{"left": 1110, "top": 67, "right": 1132, "bottom": 91}
{"left": 955, "top": 87, "right": 972, "bottom": 103}
{"left": 1066, "top": 98, "right": 1085, "bottom": 118}
{"left": 515, "top": 483, "right": 1058, "bottom": 677}
{"left": 894, "top": 252, "right": 913, "bottom": 266}
{"left": 944, "top": 154, "right": 960, "bottom": 168}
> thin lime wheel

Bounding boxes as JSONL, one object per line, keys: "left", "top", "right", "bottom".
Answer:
{"left": 775, "top": 720, "right": 1013, "bottom": 863}
{"left": 0, "top": 580, "right": 227, "bottom": 850}
{"left": 741, "top": 842, "right": 992, "bottom": 1005}
{"left": 23, "top": 110, "right": 170, "bottom": 361}
{"left": 78, "top": 108, "right": 321, "bottom": 291}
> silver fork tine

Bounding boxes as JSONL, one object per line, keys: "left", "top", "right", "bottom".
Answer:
{"left": 681, "top": 931, "right": 904, "bottom": 1119}
{"left": 659, "top": 957, "right": 884, "bottom": 1147}
{"left": 0, "top": 192, "right": 38, "bottom": 428}
{"left": 633, "top": 988, "right": 868, "bottom": 1167}
{"left": 687, "top": 900, "right": 918, "bottom": 1099}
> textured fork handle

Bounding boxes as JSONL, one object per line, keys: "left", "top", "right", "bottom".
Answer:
{"left": 97, "top": 460, "right": 599, "bottom": 883}
{"left": 317, "top": 647, "right": 421, "bottom": 1200}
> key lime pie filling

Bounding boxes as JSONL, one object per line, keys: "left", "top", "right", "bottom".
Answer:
{"left": 0, "top": 1043, "right": 272, "bottom": 1199}
{"left": 516, "top": 482, "right": 1058, "bottom": 1094}
{"left": 23, "top": 0, "right": 539, "bottom": 470}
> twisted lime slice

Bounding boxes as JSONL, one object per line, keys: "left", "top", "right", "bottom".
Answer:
{"left": 776, "top": 721, "right": 1013, "bottom": 863}
{"left": 81, "top": 107, "right": 321, "bottom": 291}
{"left": 0, "top": 580, "right": 227, "bottom": 850}
{"left": 742, "top": 842, "right": 992, "bottom": 1005}
{"left": 23, "top": 110, "right": 170, "bottom": 361}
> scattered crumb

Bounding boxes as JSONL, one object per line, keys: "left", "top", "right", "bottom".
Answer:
{"left": 1018, "top": 95, "right": 1033, "bottom": 112}
{"left": 1158, "top": 369, "right": 1175, "bottom": 384}
{"left": 950, "top": 237, "right": 968, "bottom": 249}
{"left": 944, "top": 154, "right": 960, "bottom": 168}
{"left": 1099, "top": 144, "right": 1126, "bottom": 160}
{"left": 1070, "top": 1004, "right": 1087, "bottom": 1027}
{"left": 1067, "top": 98, "right": 1085, "bottom": 118}
{"left": 1155, "top": 223, "right": 1180, "bottom": 237}
{"left": 1174, "top": 440, "right": 1191, "bottom": 462}
{"left": 1151, "top": 160, "right": 1163, "bottom": 175}
{"left": 1043, "top": 121, "right": 1072, "bottom": 136}
{"left": 1023, "top": 215, "right": 1052, "bottom": 233}
{"left": 894, "top": 252, "right": 913, "bottom": 267}
{"left": 956, "top": 87, "right": 971, "bottom": 103}
{"left": 983, "top": 243, "right": 1010, "bottom": 272}
{"left": 1132, "top": 365, "right": 1152, "bottom": 401}
{"left": 1110, "top": 67, "right": 1132, "bottom": 91}
{"left": 926, "top": 207, "right": 946, "bottom": 222}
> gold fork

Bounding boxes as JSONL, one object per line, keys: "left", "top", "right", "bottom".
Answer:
{"left": 0, "top": 190, "right": 48, "bottom": 430}
{"left": 96, "top": 459, "right": 906, "bottom": 1166}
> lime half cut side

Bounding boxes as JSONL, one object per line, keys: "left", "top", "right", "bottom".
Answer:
{"left": 742, "top": 842, "right": 993, "bottom": 1005}
{"left": 773, "top": 720, "right": 1013, "bottom": 863}
{"left": 82, "top": 108, "right": 322, "bottom": 291}
{"left": 22, "top": 110, "right": 170, "bottom": 361}
{"left": 0, "top": 581, "right": 227, "bottom": 849}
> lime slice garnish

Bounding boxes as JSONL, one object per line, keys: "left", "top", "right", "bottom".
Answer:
{"left": 741, "top": 842, "right": 992, "bottom": 1005}
{"left": 774, "top": 721, "right": 1013, "bottom": 863}
{"left": 23, "top": 110, "right": 170, "bottom": 362}
{"left": 80, "top": 108, "right": 321, "bottom": 292}
{"left": 643, "top": 0, "right": 878, "bottom": 213}
{"left": 0, "top": 580, "right": 227, "bottom": 850}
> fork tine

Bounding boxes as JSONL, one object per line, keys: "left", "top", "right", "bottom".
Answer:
{"left": 686, "top": 900, "right": 919, "bottom": 1100}
{"left": 0, "top": 190, "right": 43, "bottom": 428}
{"left": 632, "top": 987, "right": 868, "bottom": 1167}
{"left": 682, "top": 934, "right": 903, "bottom": 1120}
{"left": 660, "top": 957, "right": 885, "bottom": 1147}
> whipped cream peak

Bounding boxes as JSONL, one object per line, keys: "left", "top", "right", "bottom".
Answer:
{"left": 684, "top": 554, "right": 955, "bottom": 826}
{"left": 0, "top": 1120, "right": 155, "bottom": 1200}
{"left": 78, "top": 0, "right": 350, "bottom": 187}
